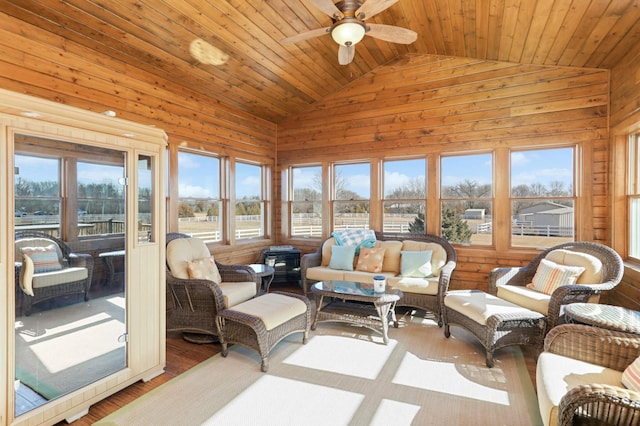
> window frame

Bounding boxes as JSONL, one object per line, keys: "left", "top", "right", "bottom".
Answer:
{"left": 382, "top": 157, "right": 427, "bottom": 234}
{"left": 289, "top": 164, "right": 323, "bottom": 238}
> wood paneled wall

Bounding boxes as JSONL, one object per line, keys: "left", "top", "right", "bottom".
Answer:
{"left": 608, "top": 43, "right": 640, "bottom": 311}
{"left": 0, "top": 12, "right": 278, "bottom": 262}
{"left": 277, "top": 55, "right": 611, "bottom": 292}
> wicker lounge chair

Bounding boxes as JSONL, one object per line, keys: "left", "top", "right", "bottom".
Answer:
{"left": 489, "top": 241, "right": 624, "bottom": 333}
{"left": 537, "top": 324, "right": 640, "bottom": 426}
{"left": 15, "top": 230, "right": 94, "bottom": 316}
{"left": 165, "top": 232, "right": 259, "bottom": 343}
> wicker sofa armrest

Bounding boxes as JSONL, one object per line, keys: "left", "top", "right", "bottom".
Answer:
{"left": 216, "top": 262, "right": 259, "bottom": 293}
{"left": 300, "top": 244, "right": 324, "bottom": 295}
{"left": 166, "top": 271, "right": 226, "bottom": 314}
{"left": 545, "top": 324, "right": 640, "bottom": 371}
{"left": 488, "top": 266, "right": 535, "bottom": 294}
{"left": 559, "top": 384, "right": 640, "bottom": 426}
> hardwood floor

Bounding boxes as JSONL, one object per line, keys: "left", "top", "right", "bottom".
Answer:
{"left": 57, "top": 282, "right": 539, "bottom": 425}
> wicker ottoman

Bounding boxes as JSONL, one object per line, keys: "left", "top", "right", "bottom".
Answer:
{"left": 443, "top": 290, "right": 546, "bottom": 367}
{"left": 217, "top": 291, "right": 311, "bottom": 372}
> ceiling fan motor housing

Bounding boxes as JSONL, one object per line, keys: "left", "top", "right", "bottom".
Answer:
{"left": 331, "top": 1, "right": 367, "bottom": 46}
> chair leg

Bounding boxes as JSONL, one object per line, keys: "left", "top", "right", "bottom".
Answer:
{"left": 261, "top": 358, "right": 269, "bottom": 373}
{"left": 444, "top": 324, "right": 451, "bottom": 338}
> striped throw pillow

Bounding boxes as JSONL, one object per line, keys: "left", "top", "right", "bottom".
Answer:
{"left": 622, "top": 356, "right": 640, "bottom": 391}
{"left": 21, "top": 245, "right": 63, "bottom": 273}
{"left": 529, "top": 258, "right": 585, "bottom": 295}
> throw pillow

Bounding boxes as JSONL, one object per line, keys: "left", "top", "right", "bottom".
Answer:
{"left": 355, "top": 247, "right": 386, "bottom": 273}
{"left": 21, "top": 245, "right": 63, "bottom": 273}
{"left": 528, "top": 258, "right": 585, "bottom": 295}
{"left": 400, "top": 250, "right": 433, "bottom": 278}
{"left": 622, "top": 356, "right": 640, "bottom": 391}
{"left": 328, "top": 245, "right": 356, "bottom": 271}
{"left": 20, "top": 254, "right": 35, "bottom": 296}
{"left": 187, "top": 256, "right": 222, "bottom": 284}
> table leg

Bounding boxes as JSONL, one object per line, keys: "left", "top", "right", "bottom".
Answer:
{"left": 102, "top": 256, "right": 115, "bottom": 287}
{"left": 311, "top": 295, "right": 324, "bottom": 331}
{"left": 375, "top": 302, "right": 392, "bottom": 345}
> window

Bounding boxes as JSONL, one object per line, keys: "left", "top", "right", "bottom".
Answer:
{"left": 383, "top": 158, "right": 426, "bottom": 233}
{"left": 15, "top": 155, "right": 61, "bottom": 235}
{"left": 137, "top": 154, "right": 155, "bottom": 243}
{"left": 441, "top": 153, "right": 493, "bottom": 245}
{"left": 177, "top": 151, "right": 222, "bottom": 242}
{"left": 291, "top": 165, "right": 322, "bottom": 237}
{"left": 510, "top": 147, "right": 575, "bottom": 248}
{"left": 630, "top": 133, "right": 640, "bottom": 260}
{"left": 77, "top": 160, "right": 125, "bottom": 238}
{"left": 333, "top": 163, "right": 370, "bottom": 231}
{"left": 235, "top": 161, "right": 264, "bottom": 240}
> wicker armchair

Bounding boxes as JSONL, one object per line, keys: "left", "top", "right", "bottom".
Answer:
{"left": 165, "top": 233, "right": 259, "bottom": 343}
{"left": 15, "top": 230, "right": 94, "bottom": 316}
{"left": 537, "top": 324, "right": 640, "bottom": 426}
{"left": 489, "top": 241, "right": 623, "bottom": 334}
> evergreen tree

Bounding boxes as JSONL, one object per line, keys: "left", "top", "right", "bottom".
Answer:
{"left": 408, "top": 212, "right": 425, "bottom": 233}
{"left": 441, "top": 205, "right": 472, "bottom": 243}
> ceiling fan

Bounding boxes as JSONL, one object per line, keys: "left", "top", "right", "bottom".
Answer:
{"left": 282, "top": 0, "right": 417, "bottom": 65}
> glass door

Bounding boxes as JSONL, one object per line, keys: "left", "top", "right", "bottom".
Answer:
{"left": 13, "top": 136, "right": 127, "bottom": 416}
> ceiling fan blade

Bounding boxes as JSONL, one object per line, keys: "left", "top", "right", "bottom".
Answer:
{"left": 338, "top": 44, "right": 355, "bottom": 65}
{"left": 282, "top": 27, "right": 331, "bottom": 44}
{"left": 308, "top": 0, "right": 344, "bottom": 19}
{"left": 366, "top": 23, "right": 417, "bottom": 44}
{"left": 356, "top": 0, "right": 399, "bottom": 20}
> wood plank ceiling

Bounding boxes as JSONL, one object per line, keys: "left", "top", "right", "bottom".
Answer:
{"left": 3, "top": 0, "right": 640, "bottom": 123}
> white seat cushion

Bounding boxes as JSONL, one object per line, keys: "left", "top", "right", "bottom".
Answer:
{"left": 444, "top": 291, "right": 537, "bottom": 325}
{"left": 536, "top": 352, "right": 623, "bottom": 426}
{"left": 32, "top": 267, "right": 88, "bottom": 289}
{"left": 387, "top": 276, "right": 439, "bottom": 295}
{"left": 344, "top": 270, "right": 394, "bottom": 283}
{"left": 219, "top": 281, "right": 257, "bottom": 308}
{"left": 228, "top": 293, "right": 308, "bottom": 330}
{"left": 497, "top": 284, "right": 551, "bottom": 315}
{"left": 306, "top": 266, "right": 346, "bottom": 282}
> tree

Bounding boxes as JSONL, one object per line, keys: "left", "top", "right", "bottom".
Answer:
{"left": 442, "top": 205, "right": 472, "bottom": 243}
{"left": 178, "top": 203, "right": 194, "bottom": 218}
{"left": 408, "top": 212, "right": 425, "bottom": 233}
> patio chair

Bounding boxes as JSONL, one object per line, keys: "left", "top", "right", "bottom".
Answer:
{"left": 165, "top": 232, "right": 259, "bottom": 343}
{"left": 15, "top": 230, "right": 94, "bottom": 316}
{"left": 489, "top": 241, "right": 624, "bottom": 333}
{"left": 537, "top": 324, "right": 640, "bottom": 426}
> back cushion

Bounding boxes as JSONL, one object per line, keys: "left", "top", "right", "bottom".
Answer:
{"left": 375, "top": 240, "right": 403, "bottom": 273}
{"left": 545, "top": 249, "right": 603, "bottom": 285}
{"left": 15, "top": 237, "right": 63, "bottom": 262}
{"left": 167, "top": 238, "right": 212, "bottom": 279}
{"left": 401, "top": 240, "right": 447, "bottom": 277}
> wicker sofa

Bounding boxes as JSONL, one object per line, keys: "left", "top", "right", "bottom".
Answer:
{"left": 537, "top": 324, "right": 640, "bottom": 426}
{"left": 301, "top": 231, "right": 457, "bottom": 325}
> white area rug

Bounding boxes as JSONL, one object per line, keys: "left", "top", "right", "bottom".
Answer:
{"left": 97, "top": 311, "right": 542, "bottom": 425}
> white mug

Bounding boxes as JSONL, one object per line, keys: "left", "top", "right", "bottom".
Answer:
{"left": 373, "top": 275, "right": 386, "bottom": 293}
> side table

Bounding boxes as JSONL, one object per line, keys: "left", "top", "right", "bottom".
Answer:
{"left": 248, "top": 264, "right": 275, "bottom": 294}
{"left": 98, "top": 249, "right": 125, "bottom": 287}
{"left": 565, "top": 303, "right": 640, "bottom": 334}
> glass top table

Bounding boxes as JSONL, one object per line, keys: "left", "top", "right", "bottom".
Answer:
{"left": 311, "top": 280, "right": 403, "bottom": 344}
{"left": 565, "top": 303, "right": 640, "bottom": 334}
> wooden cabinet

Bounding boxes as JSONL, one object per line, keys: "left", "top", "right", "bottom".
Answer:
{"left": 0, "top": 89, "right": 167, "bottom": 425}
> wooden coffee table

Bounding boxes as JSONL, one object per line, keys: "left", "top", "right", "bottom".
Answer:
{"left": 311, "top": 280, "right": 403, "bottom": 344}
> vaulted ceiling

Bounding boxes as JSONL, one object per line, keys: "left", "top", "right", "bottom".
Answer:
{"left": 4, "top": 0, "right": 640, "bottom": 123}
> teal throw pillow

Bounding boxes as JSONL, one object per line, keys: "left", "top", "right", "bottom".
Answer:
{"left": 401, "top": 250, "right": 433, "bottom": 278}
{"left": 328, "top": 245, "right": 356, "bottom": 271}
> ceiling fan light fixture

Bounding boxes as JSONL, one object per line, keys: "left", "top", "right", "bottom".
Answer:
{"left": 331, "top": 21, "right": 366, "bottom": 46}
